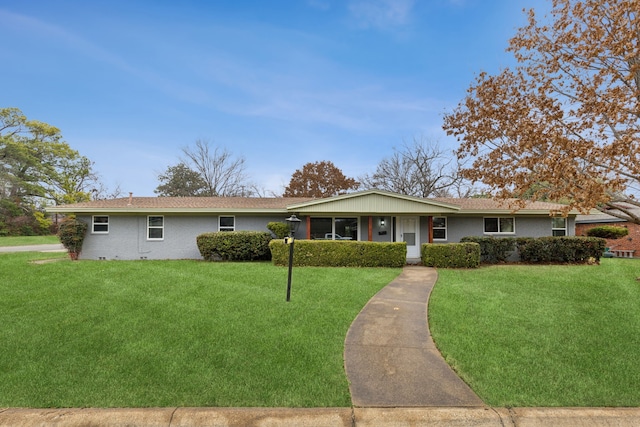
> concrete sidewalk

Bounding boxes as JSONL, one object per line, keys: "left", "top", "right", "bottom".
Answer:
{"left": 3, "top": 407, "right": 640, "bottom": 426}
{"left": 344, "top": 266, "right": 482, "bottom": 407}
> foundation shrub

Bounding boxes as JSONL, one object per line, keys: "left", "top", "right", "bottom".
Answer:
{"left": 460, "top": 236, "right": 516, "bottom": 263}
{"left": 516, "top": 236, "right": 606, "bottom": 263}
{"left": 197, "top": 231, "right": 273, "bottom": 261}
{"left": 421, "top": 243, "right": 480, "bottom": 268}
{"left": 266, "top": 222, "right": 290, "bottom": 239}
{"left": 269, "top": 240, "right": 406, "bottom": 267}
{"left": 57, "top": 217, "right": 88, "bottom": 257}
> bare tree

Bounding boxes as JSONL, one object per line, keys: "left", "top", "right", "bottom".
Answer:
{"left": 92, "top": 181, "right": 123, "bottom": 200}
{"left": 181, "top": 139, "right": 253, "bottom": 197}
{"left": 360, "top": 137, "right": 470, "bottom": 198}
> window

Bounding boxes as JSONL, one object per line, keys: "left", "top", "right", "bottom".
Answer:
{"left": 219, "top": 216, "right": 235, "bottom": 231}
{"left": 92, "top": 215, "right": 109, "bottom": 234}
{"left": 310, "top": 218, "right": 332, "bottom": 239}
{"left": 310, "top": 217, "right": 358, "bottom": 240}
{"left": 147, "top": 216, "right": 164, "bottom": 240}
{"left": 484, "top": 217, "right": 515, "bottom": 234}
{"left": 432, "top": 217, "right": 447, "bottom": 240}
{"left": 552, "top": 217, "right": 567, "bottom": 236}
{"left": 335, "top": 217, "right": 357, "bottom": 240}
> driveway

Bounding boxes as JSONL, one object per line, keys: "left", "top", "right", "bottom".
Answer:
{"left": 0, "top": 243, "right": 65, "bottom": 253}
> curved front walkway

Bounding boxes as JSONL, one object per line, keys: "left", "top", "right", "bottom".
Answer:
{"left": 344, "top": 266, "right": 484, "bottom": 407}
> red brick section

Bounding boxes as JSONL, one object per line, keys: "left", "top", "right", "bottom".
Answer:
{"left": 575, "top": 222, "right": 640, "bottom": 253}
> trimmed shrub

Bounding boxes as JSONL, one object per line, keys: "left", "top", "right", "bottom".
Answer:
{"left": 421, "top": 243, "right": 480, "bottom": 268}
{"left": 586, "top": 225, "right": 629, "bottom": 239}
{"left": 57, "top": 217, "right": 88, "bottom": 258}
{"left": 269, "top": 240, "right": 406, "bottom": 267}
{"left": 516, "top": 236, "right": 606, "bottom": 263}
{"left": 460, "top": 236, "right": 515, "bottom": 263}
{"left": 267, "top": 222, "right": 290, "bottom": 239}
{"left": 197, "top": 231, "right": 273, "bottom": 261}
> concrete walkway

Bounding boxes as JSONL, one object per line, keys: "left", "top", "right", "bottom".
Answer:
{"left": 344, "top": 265, "right": 483, "bottom": 407}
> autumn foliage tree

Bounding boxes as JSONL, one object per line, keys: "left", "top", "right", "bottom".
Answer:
{"left": 443, "top": 0, "right": 640, "bottom": 223}
{"left": 283, "top": 161, "right": 359, "bottom": 198}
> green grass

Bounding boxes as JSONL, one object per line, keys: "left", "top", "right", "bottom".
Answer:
{"left": 0, "top": 252, "right": 400, "bottom": 408}
{"left": 429, "top": 259, "right": 640, "bottom": 407}
{"left": 0, "top": 235, "right": 60, "bottom": 246}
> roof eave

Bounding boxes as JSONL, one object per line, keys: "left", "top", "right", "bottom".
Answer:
{"left": 459, "top": 209, "right": 580, "bottom": 216}
{"left": 46, "top": 207, "right": 290, "bottom": 214}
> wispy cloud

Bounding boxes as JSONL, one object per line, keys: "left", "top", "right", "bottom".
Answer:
{"left": 0, "top": 8, "right": 207, "bottom": 105}
{"left": 348, "top": 0, "right": 415, "bottom": 30}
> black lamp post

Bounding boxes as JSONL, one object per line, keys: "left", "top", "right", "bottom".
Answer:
{"left": 285, "top": 214, "right": 301, "bottom": 302}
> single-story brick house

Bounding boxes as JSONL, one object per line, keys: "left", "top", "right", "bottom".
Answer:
{"left": 47, "top": 190, "right": 578, "bottom": 261}
{"left": 575, "top": 207, "right": 640, "bottom": 258}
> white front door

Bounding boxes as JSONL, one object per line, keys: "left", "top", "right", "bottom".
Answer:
{"left": 398, "top": 216, "right": 420, "bottom": 259}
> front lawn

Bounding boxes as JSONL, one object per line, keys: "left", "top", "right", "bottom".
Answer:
{"left": 0, "top": 235, "right": 60, "bottom": 246}
{"left": 429, "top": 259, "right": 640, "bottom": 407}
{"left": 0, "top": 252, "right": 400, "bottom": 407}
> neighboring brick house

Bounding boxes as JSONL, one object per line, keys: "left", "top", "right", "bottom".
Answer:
{"left": 575, "top": 208, "right": 640, "bottom": 258}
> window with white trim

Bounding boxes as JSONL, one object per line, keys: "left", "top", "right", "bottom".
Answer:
{"left": 432, "top": 217, "right": 447, "bottom": 240}
{"left": 92, "top": 215, "right": 109, "bottom": 234}
{"left": 219, "top": 216, "right": 235, "bottom": 231}
{"left": 552, "top": 217, "right": 567, "bottom": 236}
{"left": 147, "top": 216, "right": 164, "bottom": 240}
{"left": 484, "top": 217, "right": 515, "bottom": 234}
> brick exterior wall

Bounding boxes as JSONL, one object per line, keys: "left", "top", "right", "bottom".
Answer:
{"left": 575, "top": 222, "right": 640, "bottom": 255}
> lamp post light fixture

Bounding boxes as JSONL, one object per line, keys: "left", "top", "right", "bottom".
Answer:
{"left": 285, "top": 214, "right": 301, "bottom": 302}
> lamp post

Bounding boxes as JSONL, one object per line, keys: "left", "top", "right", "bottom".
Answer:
{"left": 285, "top": 214, "right": 301, "bottom": 302}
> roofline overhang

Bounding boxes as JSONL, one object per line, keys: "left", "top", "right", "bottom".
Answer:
{"left": 46, "top": 207, "right": 291, "bottom": 214}
{"left": 457, "top": 209, "right": 580, "bottom": 216}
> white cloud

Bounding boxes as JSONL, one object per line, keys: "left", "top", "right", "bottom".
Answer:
{"left": 348, "top": 0, "right": 415, "bottom": 30}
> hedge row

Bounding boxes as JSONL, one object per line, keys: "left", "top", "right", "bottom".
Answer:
{"left": 196, "top": 231, "right": 273, "bottom": 261}
{"left": 421, "top": 243, "right": 480, "bottom": 268}
{"left": 460, "top": 236, "right": 516, "bottom": 263}
{"left": 516, "top": 236, "right": 606, "bottom": 263}
{"left": 269, "top": 240, "right": 406, "bottom": 267}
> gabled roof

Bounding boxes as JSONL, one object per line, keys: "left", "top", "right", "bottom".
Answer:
{"left": 287, "top": 190, "right": 460, "bottom": 215}
{"left": 432, "top": 197, "right": 580, "bottom": 215}
{"left": 46, "top": 190, "right": 575, "bottom": 216}
{"left": 47, "top": 196, "right": 314, "bottom": 214}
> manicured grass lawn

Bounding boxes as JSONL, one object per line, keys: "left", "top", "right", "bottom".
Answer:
{"left": 429, "top": 258, "right": 640, "bottom": 407}
{"left": 0, "top": 252, "right": 400, "bottom": 408}
{"left": 0, "top": 235, "right": 60, "bottom": 246}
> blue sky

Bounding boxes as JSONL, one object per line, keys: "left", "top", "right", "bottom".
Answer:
{"left": 1, "top": 0, "right": 548, "bottom": 197}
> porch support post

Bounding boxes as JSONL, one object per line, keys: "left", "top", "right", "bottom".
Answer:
{"left": 368, "top": 216, "right": 373, "bottom": 241}
{"left": 428, "top": 216, "right": 434, "bottom": 243}
{"left": 306, "top": 216, "right": 311, "bottom": 240}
